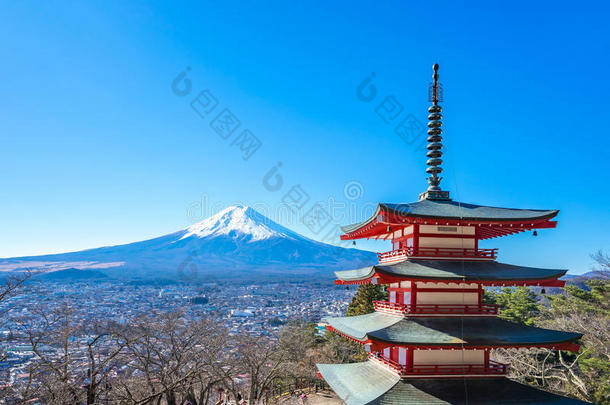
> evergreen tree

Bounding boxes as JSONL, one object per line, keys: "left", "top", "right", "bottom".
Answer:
{"left": 484, "top": 286, "right": 539, "bottom": 325}
{"left": 345, "top": 284, "right": 387, "bottom": 316}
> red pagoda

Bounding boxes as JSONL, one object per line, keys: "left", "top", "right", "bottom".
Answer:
{"left": 316, "top": 65, "right": 588, "bottom": 404}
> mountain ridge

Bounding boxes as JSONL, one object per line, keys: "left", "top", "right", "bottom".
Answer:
{"left": 0, "top": 206, "right": 377, "bottom": 280}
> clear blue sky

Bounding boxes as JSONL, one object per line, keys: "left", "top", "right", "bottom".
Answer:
{"left": 1, "top": 1, "right": 608, "bottom": 274}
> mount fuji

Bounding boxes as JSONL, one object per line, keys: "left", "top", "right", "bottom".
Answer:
{"left": 0, "top": 206, "right": 376, "bottom": 281}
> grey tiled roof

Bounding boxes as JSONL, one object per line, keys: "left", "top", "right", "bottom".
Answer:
{"left": 316, "top": 362, "right": 400, "bottom": 405}
{"left": 335, "top": 260, "right": 567, "bottom": 283}
{"left": 317, "top": 361, "right": 590, "bottom": 404}
{"left": 327, "top": 313, "right": 582, "bottom": 346}
{"left": 342, "top": 200, "right": 558, "bottom": 233}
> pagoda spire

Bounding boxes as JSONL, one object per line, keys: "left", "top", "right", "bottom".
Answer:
{"left": 420, "top": 63, "right": 450, "bottom": 201}
{"left": 318, "top": 63, "right": 586, "bottom": 405}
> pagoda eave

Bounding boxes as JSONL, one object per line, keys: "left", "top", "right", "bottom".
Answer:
{"left": 325, "top": 325, "right": 580, "bottom": 352}
{"left": 335, "top": 275, "right": 566, "bottom": 288}
{"left": 325, "top": 313, "right": 582, "bottom": 352}
{"left": 341, "top": 202, "right": 559, "bottom": 241}
{"left": 316, "top": 362, "right": 591, "bottom": 404}
{"left": 341, "top": 217, "right": 557, "bottom": 241}
{"left": 334, "top": 260, "right": 567, "bottom": 286}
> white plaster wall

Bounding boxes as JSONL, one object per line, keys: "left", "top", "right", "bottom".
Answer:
{"left": 419, "top": 237, "right": 475, "bottom": 249}
{"left": 417, "top": 292, "right": 479, "bottom": 305}
{"left": 413, "top": 350, "right": 484, "bottom": 365}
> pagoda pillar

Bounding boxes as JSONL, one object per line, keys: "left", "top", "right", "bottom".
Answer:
{"left": 410, "top": 282, "right": 417, "bottom": 309}
{"left": 413, "top": 224, "right": 419, "bottom": 254}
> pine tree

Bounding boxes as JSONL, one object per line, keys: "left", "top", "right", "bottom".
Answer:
{"left": 345, "top": 284, "right": 387, "bottom": 316}
{"left": 484, "top": 287, "right": 539, "bottom": 325}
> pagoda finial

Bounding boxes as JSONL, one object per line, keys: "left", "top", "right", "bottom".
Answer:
{"left": 420, "top": 63, "right": 450, "bottom": 201}
{"left": 431, "top": 63, "right": 440, "bottom": 105}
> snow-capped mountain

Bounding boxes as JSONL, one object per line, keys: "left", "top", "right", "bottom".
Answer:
{"left": 180, "top": 205, "right": 300, "bottom": 242}
{"left": 0, "top": 205, "right": 376, "bottom": 280}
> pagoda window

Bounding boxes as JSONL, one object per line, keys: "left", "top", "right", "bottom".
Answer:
{"left": 398, "top": 347, "right": 407, "bottom": 366}
{"left": 405, "top": 237, "right": 414, "bottom": 248}
{"left": 392, "top": 238, "right": 411, "bottom": 251}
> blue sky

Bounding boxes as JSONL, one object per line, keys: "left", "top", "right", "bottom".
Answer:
{"left": 1, "top": 1, "right": 609, "bottom": 274}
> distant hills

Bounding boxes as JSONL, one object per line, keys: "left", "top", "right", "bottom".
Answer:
{"left": 0, "top": 206, "right": 376, "bottom": 281}
{"left": 36, "top": 268, "right": 109, "bottom": 281}
{"left": 563, "top": 270, "right": 609, "bottom": 289}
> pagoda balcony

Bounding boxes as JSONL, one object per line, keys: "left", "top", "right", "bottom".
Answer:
{"left": 373, "top": 301, "right": 499, "bottom": 316}
{"left": 368, "top": 352, "right": 508, "bottom": 377}
{"left": 377, "top": 247, "right": 498, "bottom": 263}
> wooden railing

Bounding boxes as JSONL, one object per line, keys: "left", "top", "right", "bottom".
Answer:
{"left": 368, "top": 351, "right": 404, "bottom": 374}
{"left": 369, "top": 352, "right": 507, "bottom": 376}
{"left": 373, "top": 301, "right": 499, "bottom": 316}
{"left": 377, "top": 247, "right": 498, "bottom": 263}
{"left": 404, "top": 361, "right": 507, "bottom": 375}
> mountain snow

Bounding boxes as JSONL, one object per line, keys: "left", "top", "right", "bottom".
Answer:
{"left": 180, "top": 205, "right": 297, "bottom": 242}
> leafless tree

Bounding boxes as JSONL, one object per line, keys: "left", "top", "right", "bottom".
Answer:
{"left": 110, "top": 311, "right": 228, "bottom": 405}
{"left": 10, "top": 299, "right": 128, "bottom": 404}
{"left": 276, "top": 323, "right": 325, "bottom": 392}
{"left": 0, "top": 271, "right": 36, "bottom": 341}
{"left": 0, "top": 271, "right": 34, "bottom": 307}
{"left": 0, "top": 270, "right": 37, "bottom": 400}
{"left": 232, "top": 335, "right": 287, "bottom": 405}
{"left": 591, "top": 249, "right": 610, "bottom": 273}
{"left": 493, "top": 348, "right": 592, "bottom": 401}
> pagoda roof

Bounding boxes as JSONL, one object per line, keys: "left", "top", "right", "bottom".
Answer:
{"left": 341, "top": 200, "right": 558, "bottom": 240}
{"left": 317, "top": 361, "right": 590, "bottom": 404}
{"left": 335, "top": 260, "right": 567, "bottom": 286}
{"left": 326, "top": 313, "right": 582, "bottom": 348}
